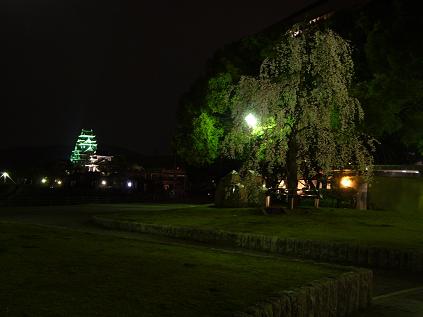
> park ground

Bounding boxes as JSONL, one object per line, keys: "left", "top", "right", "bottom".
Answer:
{"left": 0, "top": 203, "right": 422, "bottom": 316}
{"left": 98, "top": 204, "right": 423, "bottom": 251}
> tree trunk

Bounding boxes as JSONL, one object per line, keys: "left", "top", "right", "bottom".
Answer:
{"left": 286, "top": 135, "right": 298, "bottom": 210}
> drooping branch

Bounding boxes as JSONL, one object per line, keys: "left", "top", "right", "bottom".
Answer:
{"left": 223, "top": 27, "right": 374, "bottom": 195}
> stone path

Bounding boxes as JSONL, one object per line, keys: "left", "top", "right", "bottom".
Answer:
{"left": 353, "top": 287, "right": 423, "bottom": 317}
{"left": 1, "top": 204, "right": 422, "bottom": 316}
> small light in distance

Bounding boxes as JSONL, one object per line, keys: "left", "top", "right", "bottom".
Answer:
{"left": 41, "top": 177, "right": 48, "bottom": 184}
{"left": 101, "top": 180, "right": 107, "bottom": 186}
{"left": 127, "top": 181, "right": 133, "bottom": 188}
{"left": 56, "top": 180, "right": 62, "bottom": 185}
{"left": 340, "top": 176, "right": 353, "bottom": 188}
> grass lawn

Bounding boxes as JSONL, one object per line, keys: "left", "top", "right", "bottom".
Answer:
{"left": 103, "top": 205, "right": 423, "bottom": 251}
{"left": 0, "top": 221, "right": 345, "bottom": 317}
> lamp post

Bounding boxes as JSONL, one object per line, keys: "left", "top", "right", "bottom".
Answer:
{"left": 244, "top": 113, "right": 271, "bottom": 208}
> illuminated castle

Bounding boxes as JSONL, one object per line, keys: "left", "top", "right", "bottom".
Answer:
{"left": 70, "top": 129, "right": 112, "bottom": 172}
{"left": 70, "top": 129, "right": 97, "bottom": 164}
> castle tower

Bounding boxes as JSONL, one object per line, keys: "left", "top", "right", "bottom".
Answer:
{"left": 70, "top": 129, "right": 98, "bottom": 165}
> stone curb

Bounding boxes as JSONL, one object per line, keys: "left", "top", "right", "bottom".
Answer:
{"left": 233, "top": 270, "right": 372, "bottom": 317}
{"left": 92, "top": 216, "right": 373, "bottom": 316}
{"left": 91, "top": 216, "right": 423, "bottom": 273}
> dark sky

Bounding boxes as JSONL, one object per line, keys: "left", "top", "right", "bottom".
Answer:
{"left": 1, "top": 0, "right": 315, "bottom": 155}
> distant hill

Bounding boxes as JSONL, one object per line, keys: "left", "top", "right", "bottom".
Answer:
{"left": 0, "top": 146, "right": 70, "bottom": 170}
{"left": 0, "top": 145, "right": 180, "bottom": 172}
{"left": 101, "top": 145, "right": 180, "bottom": 169}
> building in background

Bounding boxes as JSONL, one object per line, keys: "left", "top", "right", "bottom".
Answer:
{"left": 70, "top": 129, "right": 112, "bottom": 172}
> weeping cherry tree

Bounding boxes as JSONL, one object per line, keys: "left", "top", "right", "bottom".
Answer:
{"left": 223, "top": 26, "right": 375, "bottom": 208}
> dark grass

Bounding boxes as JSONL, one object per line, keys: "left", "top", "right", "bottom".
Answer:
{"left": 103, "top": 205, "right": 423, "bottom": 251}
{"left": 0, "top": 221, "right": 344, "bottom": 317}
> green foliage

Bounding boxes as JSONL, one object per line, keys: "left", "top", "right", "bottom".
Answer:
{"left": 224, "top": 28, "right": 374, "bottom": 180}
{"left": 193, "top": 113, "right": 223, "bottom": 160}
{"left": 174, "top": 31, "right": 279, "bottom": 168}
{"left": 176, "top": 0, "right": 423, "bottom": 167}
{"left": 175, "top": 72, "right": 235, "bottom": 167}
{"left": 206, "top": 73, "right": 233, "bottom": 114}
{"left": 349, "top": 0, "right": 423, "bottom": 158}
{"left": 214, "top": 170, "right": 266, "bottom": 207}
{"left": 181, "top": 112, "right": 223, "bottom": 166}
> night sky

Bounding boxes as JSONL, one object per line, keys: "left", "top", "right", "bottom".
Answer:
{"left": 1, "top": 0, "right": 315, "bottom": 155}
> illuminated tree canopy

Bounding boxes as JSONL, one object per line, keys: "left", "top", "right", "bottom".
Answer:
{"left": 175, "top": 27, "right": 375, "bottom": 197}
{"left": 222, "top": 27, "right": 374, "bottom": 193}
{"left": 175, "top": 73, "right": 233, "bottom": 167}
{"left": 175, "top": 1, "right": 422, "bottom": 170}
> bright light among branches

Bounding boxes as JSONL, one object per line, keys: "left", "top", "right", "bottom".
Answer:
{"left": 340, "top": 176, "right": 353, "bottom": 188}
{"left": 245, "top": 113, "right": 258, "bottom": 129}
{"left": 1, "top": 171, "right": 15, "bottom": 183}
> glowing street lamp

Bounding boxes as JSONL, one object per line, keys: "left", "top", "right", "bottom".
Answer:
{"left": 245, "top": 113, "right": 258, "bottom": 129}
{"left": 1, "top": 171, "right": 15, "bottom": 184}
{"left": 41, "top": 177, "right": 48, "bottom": 184}
{"left": 340, "top": 176, "right": 353, "bottom": 188}
{"left": 101, "top": 180, "right": 107, "bottom": 186}
{"left": 127, "top": 181, "right": 133, "bottom": 188}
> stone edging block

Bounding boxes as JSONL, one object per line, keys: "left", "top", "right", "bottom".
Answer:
{"left": 233, "top": 270, "right": 372, "bottom": 317}
{"left": 91, "top": 216, "right": 423, "bottom": 273}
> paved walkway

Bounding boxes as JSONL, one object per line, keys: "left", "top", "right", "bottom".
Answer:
{"left": 353, "top": 287, "right": 423, "bottom": 317}
{"left": 1, "top": 204, "right": 422, "bottom": 316}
